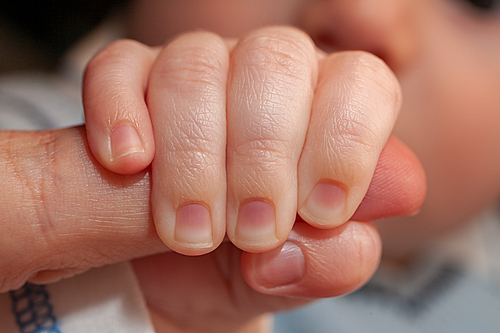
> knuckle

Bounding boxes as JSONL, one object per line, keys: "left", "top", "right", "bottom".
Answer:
{"left": 169, "top": 141, "right": 222, "bottom": 171}
{"left": 326, "top": 118, "right": 380, "bottom": 176}
{"left": 235, "top": 26, "right": 316, "bottom": 82}
{"left": 166, "top": 111, "right": 224, "bottom": 162}
{"left": 34, "top": 131, "right": 61, "bottom": 242}
{"left": 317, "top": 51, "right": 403, "bottom": 170}
{"left": 335, "top": 51, "right": 401, "bottom": 111}
{"left": 6, "top": 131, "right": 60, "bottom": 239}
{"left": 166, "top": 132, "right": 224, "bottom": 186}
{"left": 334, "top": 110, "right": 379, "bottom": 153}
{"left": 0, "top": 131, "right": 63, "bottom": 292}
{"left": 86, "top": 39, "right": 147, "bottom": 73}
{"left": 155, "top": 32, "right": 227, "bottom": 87}
{"left": 84, "top": 40, "right": 150, "bottom": 118}
{"left": 233, "top": 137, "right": 292, "bottom": 174}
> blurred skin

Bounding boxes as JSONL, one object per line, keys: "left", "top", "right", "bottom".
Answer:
{"left": 66, "top": 0, "right": 499, "bottom": 331}
{"left": 0, "top": 128, "right": 423, "bottom": 332}
{"left": 0, "top": 17, "right": 427, "bottom": 333}
{"left": 125, "top": 0, "right": 500, "bottom": 258}
{"left": 81, "top": 16, "right": 426, "bottom": 332}
{"left": 8, "top": 1, "right": 500, "bottom": 333}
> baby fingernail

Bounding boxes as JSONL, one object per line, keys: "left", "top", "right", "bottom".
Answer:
{"left": 253, "top": 242, "right": 305, "bottom": 288}
{"left": 236, "top": 200, "right": 277, "bottom": 245}
{"left": 110, "top": 125, "right": 145, "bottom": 161}
{"left": 302, "top": 181, "right": 347, "bottom": 225}
{"left": 175, "top": 203, "right": 213, "bottom": 246}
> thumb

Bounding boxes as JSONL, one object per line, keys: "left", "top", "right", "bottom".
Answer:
{"left": 241, "top": 135, "right": 426, "bottom": 298}
{"left": 0, "top": 126, "right": 166, "bottom": 292}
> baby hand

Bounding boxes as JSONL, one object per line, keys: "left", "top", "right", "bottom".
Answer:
{"left": 83, "top": 26, "right": 405, "bottom": 255}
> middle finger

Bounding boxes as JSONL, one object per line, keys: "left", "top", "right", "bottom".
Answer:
{"left": 226, "top": 27, "right": 318, "bottom": 252}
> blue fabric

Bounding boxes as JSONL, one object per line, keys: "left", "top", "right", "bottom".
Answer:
{"left": 10, "top": 284, "right": 61, "bottom": 333}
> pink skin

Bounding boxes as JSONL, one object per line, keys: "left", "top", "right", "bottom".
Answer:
{"left": 77, "top": 0, "right": 500, "bottom": 331}
{"left": 84, "top": 28, "right": 406, "bottom": 255}
{"left": 0, "top": 2, "right": 448, "bottom": 332}
{"left": 121, "top": 0, "right": 500, "bottom": 257}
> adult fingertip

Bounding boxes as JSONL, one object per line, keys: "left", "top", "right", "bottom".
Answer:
{"left": 352, "top": 135, "right": 427, "bottom": 221}
{"left": 242, "top": 221, "right": 382, "bottom": 298}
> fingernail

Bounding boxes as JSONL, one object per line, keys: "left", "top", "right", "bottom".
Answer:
{"left": 175, "top": 203, "right": 213, "bottom": 247}
{"left": 236, "top": 200, "right": 277, "bottom": 245}
{"left": 253, "top": 242, "right": 305, "bottom": 288}
{"left": 302, "top": 181, "right": 347, "bottom": 225}
{"left": 110, "top": 125, "right": 145, "bottom": 161}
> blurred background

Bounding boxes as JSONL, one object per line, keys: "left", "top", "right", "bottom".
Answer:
{"left": 0, "top": 0, "right": 129, "bottom": 74}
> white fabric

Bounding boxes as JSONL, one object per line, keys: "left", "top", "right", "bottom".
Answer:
{"left": 0, "top": 263, "right": 155, "bottom": 333}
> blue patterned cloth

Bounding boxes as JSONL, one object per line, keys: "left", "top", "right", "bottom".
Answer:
{"left": 10, "top": 284, "right": 60, "bottom": 333}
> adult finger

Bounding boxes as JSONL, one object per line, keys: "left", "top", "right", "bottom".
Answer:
{"left": 352, "top": 135, "right": 426, "bottom": 222}
{"left": 0, "top": 127, "right": 166, "bottom": 293}
{"left": 298, "top": 51, "right": 402, "bottom": 228}
{"left": 242, "top": 219, "right": 381, "bottom": 298}
{"left": 132, "top": 222, "right": 380, "bottom": 332}
{"left": 83, "top": 40, "right": 158, "bottom": 174}
{"left": 242, "top": 134, "right": 426, "bottom": 297}
{"left": 133, "top": 135, "right": 426, "bottom": 330}
{"left": 0, "top": 126, "right": 424, "bottom": 293}
{"left": 226, "top": 26, "right": 317, "bottom": 252}
{"left": 146, "top": 32, "right": 229, "bottom": 255}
